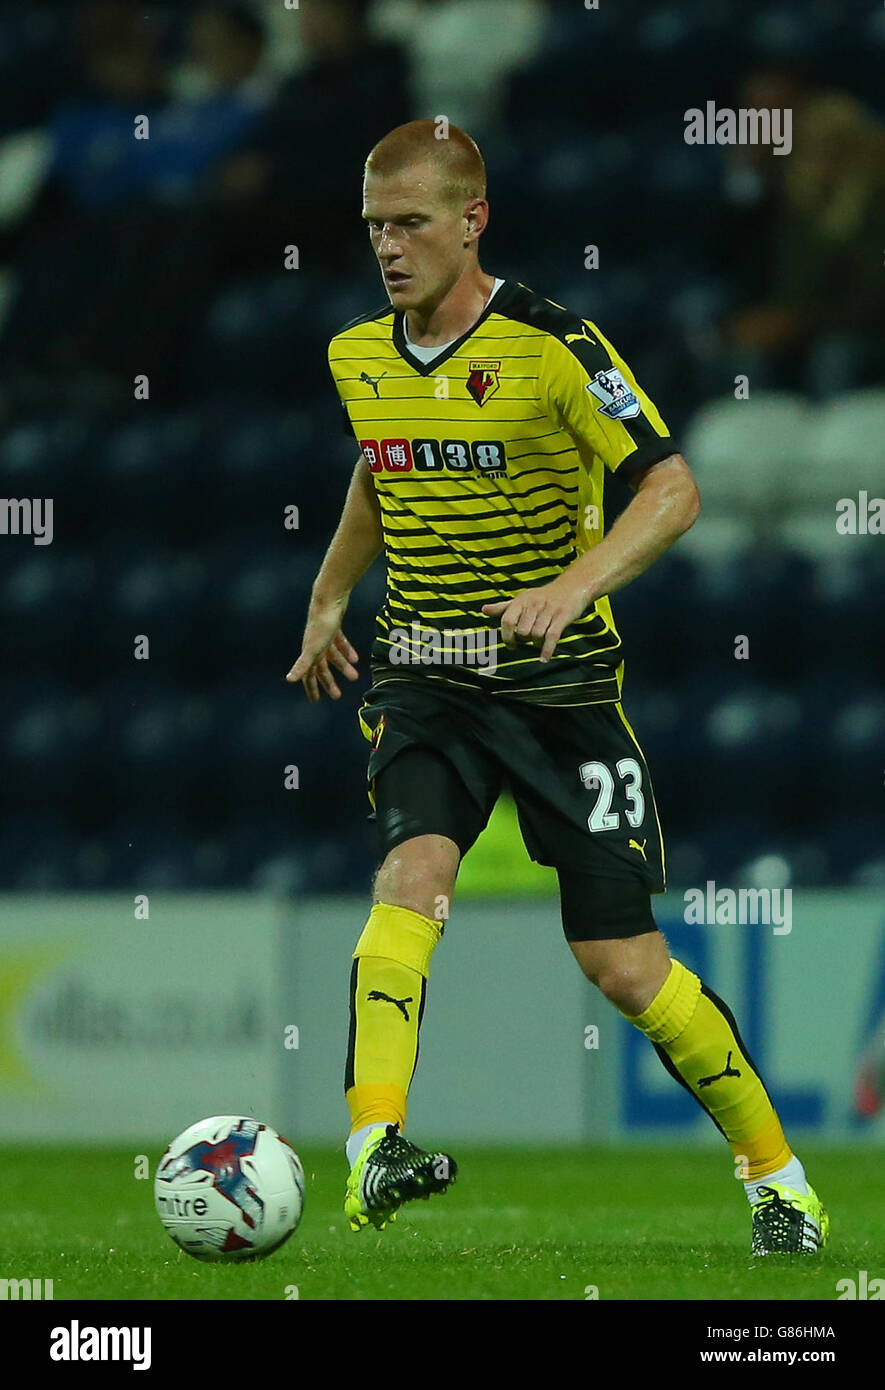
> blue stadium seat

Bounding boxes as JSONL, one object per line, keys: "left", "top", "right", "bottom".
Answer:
{"left": 100, "top": 548, "right": 209, "bottom": 677}
{"left": 2, "top": 681, "right": 102, "bottom": 814}
{"left": 0, "top": 551, "right": 95, "bottom": 671}
{"left": 0, "top": 812, "right": 79, "bottom": 888}
{"left": 187, "top": 275, "right": 327, "bottom": 398}
{"left": 683, "top": 394, "right": 813, "bottom": 518}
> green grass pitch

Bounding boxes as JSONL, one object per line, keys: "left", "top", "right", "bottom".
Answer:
{"left": 3, "top": 1146, "right": 879, "bottom": 1301}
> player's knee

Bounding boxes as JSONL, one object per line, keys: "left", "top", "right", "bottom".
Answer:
{"left": 572, "top": 931, "right": 670, "bottom": 1014}
{"left": 373, "top": 834, "right": 458, "bottom": 920}
{"left": 594, "top": 959, "right": 658, "bottom": 1014}
{"left": 588, "top": 942, "right": 670, "bottom": 1014}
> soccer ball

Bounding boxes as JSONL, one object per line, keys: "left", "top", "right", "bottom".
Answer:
{"left": 154, "top": 1115, "right": 305, "bottom": 1261}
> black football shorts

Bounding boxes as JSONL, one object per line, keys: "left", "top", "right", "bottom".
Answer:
{"left": 357, "top": 671, "right": 665, "bottom": 892}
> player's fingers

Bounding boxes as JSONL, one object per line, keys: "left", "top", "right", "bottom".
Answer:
{"left": 539, "top": 623, "right": 564, "bottom": 663}
{"left": 289, "top": 633, "right": 356, "bottom": 685}
{"left": 514, "top": 604, "right": 546, "bottom": 643}
{"left": 481, "top": 601, "right": 509, "bottom": 617}
{"left": 315, "top": 656, "right": 341, "bottom": 700}
{"left": 335, "top": 631, "right": 359, "bottom": 663}
{"left": 527, "top": 607, "right": 552, "bottom": 643}
{"left": 287, "top": 640, "right": 329, "bottom": 682}
{"left": 499, "top": 603, "right": 523, "bottom": 647}
{"left": 327, "top": 643, "right": 359, "bottom": 681}
{"left": 304, "top": 667, "right": 321, "bottom": 703}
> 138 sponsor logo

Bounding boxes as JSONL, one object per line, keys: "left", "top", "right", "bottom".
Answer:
{"left": 362, "top": 438, "right": 507, "bottom": 477}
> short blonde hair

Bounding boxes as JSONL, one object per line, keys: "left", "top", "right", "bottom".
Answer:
{"left": 365, "top": 119, "right": 487, "bottom": 206}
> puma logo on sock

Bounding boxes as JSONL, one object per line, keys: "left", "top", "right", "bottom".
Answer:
{"left": 367, "top": 989, "right": 413, "bottom": 1022}
{"left": 697, "top": 1050, "right": 742, "bottom": 1088}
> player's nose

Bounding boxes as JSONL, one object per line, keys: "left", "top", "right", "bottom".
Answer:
{"left": 377, "top": 225, "right": 402, "bottom": 256}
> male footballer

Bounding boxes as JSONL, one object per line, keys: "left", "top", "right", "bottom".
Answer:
{"left": 287, "top": 120, "right": 828, "bottom": 1255}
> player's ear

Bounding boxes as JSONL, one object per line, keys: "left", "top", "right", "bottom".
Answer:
{"left": 462, "top": 198, "right": 488, "bottom": 244}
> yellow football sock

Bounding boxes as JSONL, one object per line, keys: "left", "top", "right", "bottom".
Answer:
{"left": 345, "top": 903, "right": 442, "bottom": 1135}
{"left": 622, "top": 959, "right": 792, "bottom": 1180}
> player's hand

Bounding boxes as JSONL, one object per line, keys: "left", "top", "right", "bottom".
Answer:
{"left": 286, "top": 602, "right": 359, "bottom": 702}
{"left": 482, "top": 576, "right": 590, "bottom": 663}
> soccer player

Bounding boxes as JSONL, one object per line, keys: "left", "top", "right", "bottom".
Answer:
{"left": 287, "top": 120, "right": 828, "bottom": 1255}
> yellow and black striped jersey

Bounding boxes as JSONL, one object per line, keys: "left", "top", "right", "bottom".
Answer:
{"left": 327, "top": 279, "right": 675, "bottom": 706}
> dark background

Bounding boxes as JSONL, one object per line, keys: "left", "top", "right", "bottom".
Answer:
{"left": 0, "top": 0, "right": 882, "bottom": 894}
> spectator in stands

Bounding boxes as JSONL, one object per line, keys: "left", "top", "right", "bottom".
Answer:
{"left": 0, "top": 1, "right": 167, "bottom": 407}
{"left": 0, "top": 2, "right": 274, "bottom": 410}
{"left": 44, "top": 6, "right": 167, "bottom": 211}
{"left": 725, "top": 93, "right": 885, "bottom": 395}
{"left": 209, "top": 0, "right": 411, "bottom": 272}
{"left": 144, "top": 3, "right": 275, "bottom": 203}
{"left": 708, "top": 61, "right": 815, "bottom": 310}
{"left": 369, "top": 0, "right": 546, "bottom": 139}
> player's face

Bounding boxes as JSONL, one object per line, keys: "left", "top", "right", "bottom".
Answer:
{"left": 362, "top": 166, "right": 470, "bottom": 312}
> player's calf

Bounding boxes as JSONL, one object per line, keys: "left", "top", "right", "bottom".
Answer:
{"left": 343, "top": 890, "right": 453, "bottom": 1234}
{"left": 372, "top": 832, "right": 460, "bottom": 921}
{"left": 562, "top": 872, "right": 829, "bottom": 1255}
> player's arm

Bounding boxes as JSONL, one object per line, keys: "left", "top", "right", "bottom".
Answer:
{"left": 560, "top": 449, "right": 699, "bottom": 603}
{"left": 483, "top": 327, "right": 699, "bottom": 661}
{"left": 286, "top": 453, "right": 383, "bottom": 701}
{"left": 485, "top": 453, "right": 698, "bottom": 660}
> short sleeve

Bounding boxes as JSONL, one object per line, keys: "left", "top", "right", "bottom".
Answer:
{"left": 540, "top": 321, "right": 676, "bottom": 480}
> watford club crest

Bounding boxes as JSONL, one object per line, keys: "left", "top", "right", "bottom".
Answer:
{"left": 466, "top": 359, "right": 501, "bottom": 406}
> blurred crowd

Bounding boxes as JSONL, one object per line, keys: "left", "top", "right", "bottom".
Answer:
{"left": 711, "top": 65, "right": 885, "bottom": 397}
{"left": 0, "top": 0, "right": 883, "bottom": 894}
{"left": 0, "top": 0, "right": 881, "bottom": 415}
{"left": 0, "top": 0, "right": 411, "bottom": 407}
